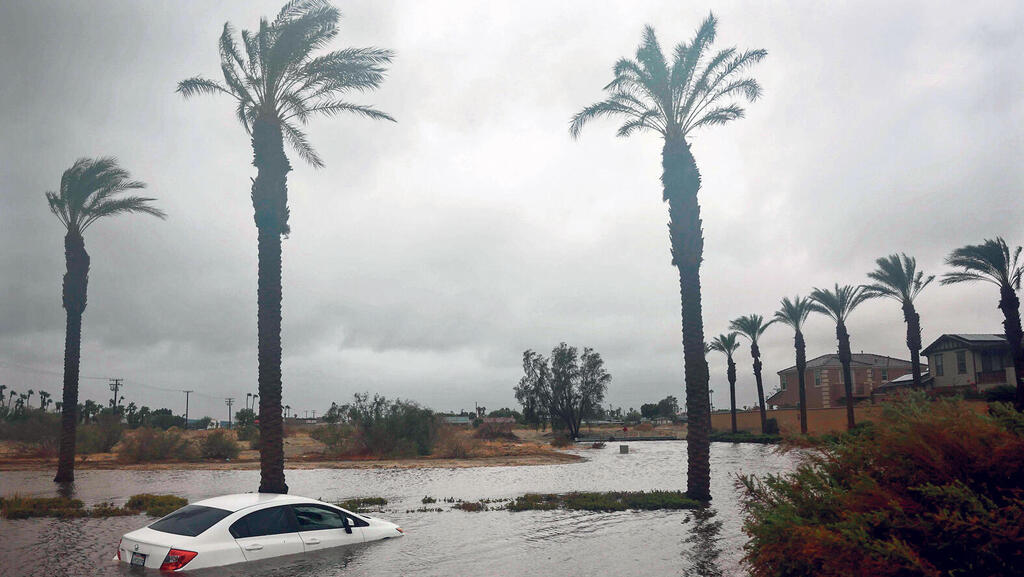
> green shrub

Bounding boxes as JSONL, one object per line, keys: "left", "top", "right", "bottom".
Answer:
{"left": 0, "top": 411, "right": 59, "bottom": 445}
{"left": 508, "top": 491, "right": 699, "bottom": 512}
{"left": 473, "top": 422, "right": 519, "bottom": 440}
{"left": 334, "top": 497, "right": 387, "bottom": 512}
{"left": 550, "top": 434, "right": 573, "bottom": 447}
{"left": 1, "top": 494, "right": 185, "bottom": 519}
{"left": 126, "top": 494, "right": 188, "bottom": 517}
{"left": 310, "top": 423, "right": 353, "bottom": 455}
{"left": 421, "top": 496, "right": 437, "bottom": 504}
{"left": 328, "top": 394, "right": 440, "bottom": 458}
{"left": 985, "top": 384, "right": 1017, "bottom": 403}
{"left": 453, "top": 501, "right": 486, "bottom": 512}
{"left": 118, "top": 428, "right": 195, "bottom": 463}
{"left": 76, "top": 413, "right": 123, "bottom": 454}
{"left": 740, "top": 395, "right": 1024, "bottom": 577}
{"left": 199, "top": 430, "right": 240, "bottom": 460}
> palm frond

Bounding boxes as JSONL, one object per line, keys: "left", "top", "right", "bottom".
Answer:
{"left": 709, "top": 332, "right": 741, "bottom": 358}
{"left": 729, "top": 314, "right": 775, "bottom": 345}
{"left": 280, "top": 121, "right": 324, "bottom": 168}
{"left": 863, "top": 253, "right": 934, "bottom": 303}
{"left": 179, "top": 1, "right": 393, "bottom": 168}
{"left": 942, "top": 238, "right": 1023, "bottom": 290}
{"left": 177, "top": 77, "right": 231, "bottom": 99}
{"left": 810, "top": 284, "right": 875, "bottom": 324}
{"left": 45, "top": 158, "right": 163, "bottom": 233}
{"left": 774, "top": 296, "right": 813, "bottom": 331}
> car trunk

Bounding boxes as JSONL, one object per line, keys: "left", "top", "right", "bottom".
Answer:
{"left": 118, "top": 527, "right": 187, "bottom": 569}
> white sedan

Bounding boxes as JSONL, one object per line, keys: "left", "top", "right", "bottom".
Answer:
{"left": 116, "top": 493, "right": 403, "bottom": 571}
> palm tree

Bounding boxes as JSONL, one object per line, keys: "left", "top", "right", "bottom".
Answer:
{"left": 26, "top": 389, "right": 35, "bottom": 409}
{"left": 810, "top": 284, "right": 875, "bottom": 430}
{"left": 729, "top": 315, "right": 774, "bottom": 433}
{"left": 570, "top": 14, "right": 764, "bottom": 502}
{"left": 863, "top": 254, "right": 934, "bottom": 388}
{"left": 46, "top": 157, "right": 165, "bottom": 483}
{"left": 0, "top": 384, "right": 7, "bottom": 408}
{"left": 39, "top": 391, "right": 52, "bottom": 412}
{"left": 178, "top": 0, "right": 394, "bottom": 494}
{"left": 709, "top": 333, "right": 741, "bottom": 433}
{"left": 941, "top": 238, "right": 1024, "bottom": 411}
{"left": 774, "top": 296, "right": 814, "bottom": 434}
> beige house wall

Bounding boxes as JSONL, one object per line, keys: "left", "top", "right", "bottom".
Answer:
{"left": 710, "top": 401, "right": 990, "bottom": 435}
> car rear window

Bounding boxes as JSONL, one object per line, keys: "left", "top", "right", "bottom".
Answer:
{"left": 149, "top": 505, "right": 232, "bottom": 537}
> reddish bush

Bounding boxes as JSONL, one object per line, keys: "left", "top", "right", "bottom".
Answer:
{"left": 740, "top": 395, "right": 1024, "bottom": 577}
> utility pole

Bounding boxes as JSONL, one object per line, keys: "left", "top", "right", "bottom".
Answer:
{"left": 225, "top": 398, "right": 234, "bottom": 428}
{"left": 182, "top": 390, "right": 193, "bottom": 428}
{"left": 108, "top": 378, "right": 123, "bottom": 409}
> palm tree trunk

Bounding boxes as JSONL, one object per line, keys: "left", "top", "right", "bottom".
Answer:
{"left": 795, "top": 330, "right": 808, "bottom": 435}
{"left": 55, "top": 232, "right": 89, "bottom": 483}
{"left": 902, "top": 302, "right": 924, "bottom": 388}
{"left": 252, "top": 116, "right": 291, "bottom": 495}
{"left": 663, "top": 136, "right": 711, "bottom": 502}
{"left": 751, "top": 342, "right": 767, "bottom": 434}
{"left": 836, "top": 321, "right": 856, "bottom": 429}
{"left": 727, "top": 357, "right": 737, "bottom": 434}
{"left": 998, "top": 286, "right": 1024, "bottom": 411}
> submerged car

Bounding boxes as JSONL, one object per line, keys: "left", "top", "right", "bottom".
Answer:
{"left": 115, "top": 493, "right": 403, "bottom": 571}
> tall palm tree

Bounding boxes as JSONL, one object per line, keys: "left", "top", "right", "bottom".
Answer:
{"left": 810, "top": 284, "right": 875, "bottom": 430}
{"left": 570, "top": 14, "right": 764, "bottom": 502}
{"left": 46, "top": 157, "right": 165, "bottom": 483}
{"left": 730, "top": 315, "right": 774, "bottom": 433}
{"left": 942, "top": 238, "right": 1024, "bottom": 411}
{"left": 709, "top": 333, "right": 741, "bottom": 433}
{"left": 0, "top": 385, "right": 6, "bottom": 408}
{"left": 178, "top": 0, "right": 394, "bottom": 494}
{"left": 863, "top": 254, "right": 934, "bottom": 388}
{"left": 774, "top": 296, "right": 814, "bottom": 434}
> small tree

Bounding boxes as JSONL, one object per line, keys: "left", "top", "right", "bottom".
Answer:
{"left": 514, "top": 350, "right": 552, "bottom": 429}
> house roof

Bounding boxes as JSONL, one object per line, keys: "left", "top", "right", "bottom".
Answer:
{"left": 875, "top": 371, "right": 933, "bottom": 391}
{"left": 921, "top": 334, "right": 1007, "bottom": 356}
{"left": 777, "top": 353, "right": 914, "bottom": 374}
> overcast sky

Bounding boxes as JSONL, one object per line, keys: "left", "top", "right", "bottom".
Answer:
{"left": 1, "top": 0, "right": 1022, "bottom": 420}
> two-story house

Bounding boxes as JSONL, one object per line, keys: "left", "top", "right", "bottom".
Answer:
{"left": 767, "top": 353, "right": 916, "bottom": 409}
{"left": 920, "top": 334, "right": 1017, "bottom": 392}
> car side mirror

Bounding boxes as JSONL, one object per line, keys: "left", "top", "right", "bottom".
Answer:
{"left": 342, "top": 516, "right": 352, "bottom": 534}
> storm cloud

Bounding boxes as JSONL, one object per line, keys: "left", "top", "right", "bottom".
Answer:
{"left": 1, "top": 0, "right": 1022, "bottom": 419}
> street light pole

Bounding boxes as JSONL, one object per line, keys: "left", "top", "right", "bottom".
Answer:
{"left": 183, "top": 390, "right": 193, "bottom": 428}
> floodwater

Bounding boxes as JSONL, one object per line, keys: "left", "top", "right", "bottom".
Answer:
{"left": 0, "top": 442, "right": 798, "bottom": 577}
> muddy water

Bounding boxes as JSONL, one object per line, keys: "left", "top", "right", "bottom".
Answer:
{"left": 0, "top": 442, "right": 798, "bottom": 577}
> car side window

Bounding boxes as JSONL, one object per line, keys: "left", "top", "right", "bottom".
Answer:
{"left": 229, "top": 505, "right": 298, "bottom": 539}
{"left": 292, "top": 504, "right": 349, "bottom": 531}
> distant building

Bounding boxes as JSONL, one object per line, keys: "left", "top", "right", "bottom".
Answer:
{"left": 443, "top": 415, "right": 472, "bottom": 426}
{"left": 768, "top": 353, "right": 916, "bottom": 409}
{"left": 921, "top": 334, "right": 1017, "bottom": 393}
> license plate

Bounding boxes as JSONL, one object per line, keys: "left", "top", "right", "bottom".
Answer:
{"left": 131, "top": 552, "right": 147, "bottom": 567}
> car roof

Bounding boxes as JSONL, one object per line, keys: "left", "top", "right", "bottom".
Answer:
{"left": 192, "top": 493, "right": 320, "bottom": 513}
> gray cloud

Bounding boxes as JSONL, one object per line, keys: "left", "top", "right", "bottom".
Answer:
{"left": 1, "top": 0, "right": 1022, "bottom": 419}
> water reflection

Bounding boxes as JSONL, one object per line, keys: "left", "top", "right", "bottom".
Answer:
{"left": 0, "top": 442, "right": 795, "bottom": 577}
{"left": 682, "top": 507, "right": 724, "bottom": 577}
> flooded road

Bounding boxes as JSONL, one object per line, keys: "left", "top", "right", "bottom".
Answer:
{"left": 0, "top": 442, "right": 798, "bottom": 577}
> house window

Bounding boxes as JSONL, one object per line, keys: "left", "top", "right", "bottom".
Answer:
{"left": 781, "top": 375, "right": 787, "bottom": 390}
{"left": 956, "top": 351, "right": 967, "bottom": 374}
{"left": 815, "top": 370, "right": 822, "bottom": 386}
{"left": 881, "top": 369, "right": 888, "bottom": 381}
{"left": 934, "top": 354, "right": 944, "bottom": 377}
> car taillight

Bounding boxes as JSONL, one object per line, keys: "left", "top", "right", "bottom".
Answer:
{"left": 396, "top": 527, "right": 404, "bottom": 533}
{"left": 159, "top": 549, "right": 197, "bottom": 571}
{"left": 116, "top": 539, "right": 122, "bottom": 561}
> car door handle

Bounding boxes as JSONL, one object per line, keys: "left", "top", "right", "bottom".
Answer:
{"left": 306, "top": 537, "right": 321, "bottom": 545}
{"left": 244, "top": 543, "right": 263, "bottom": 551}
